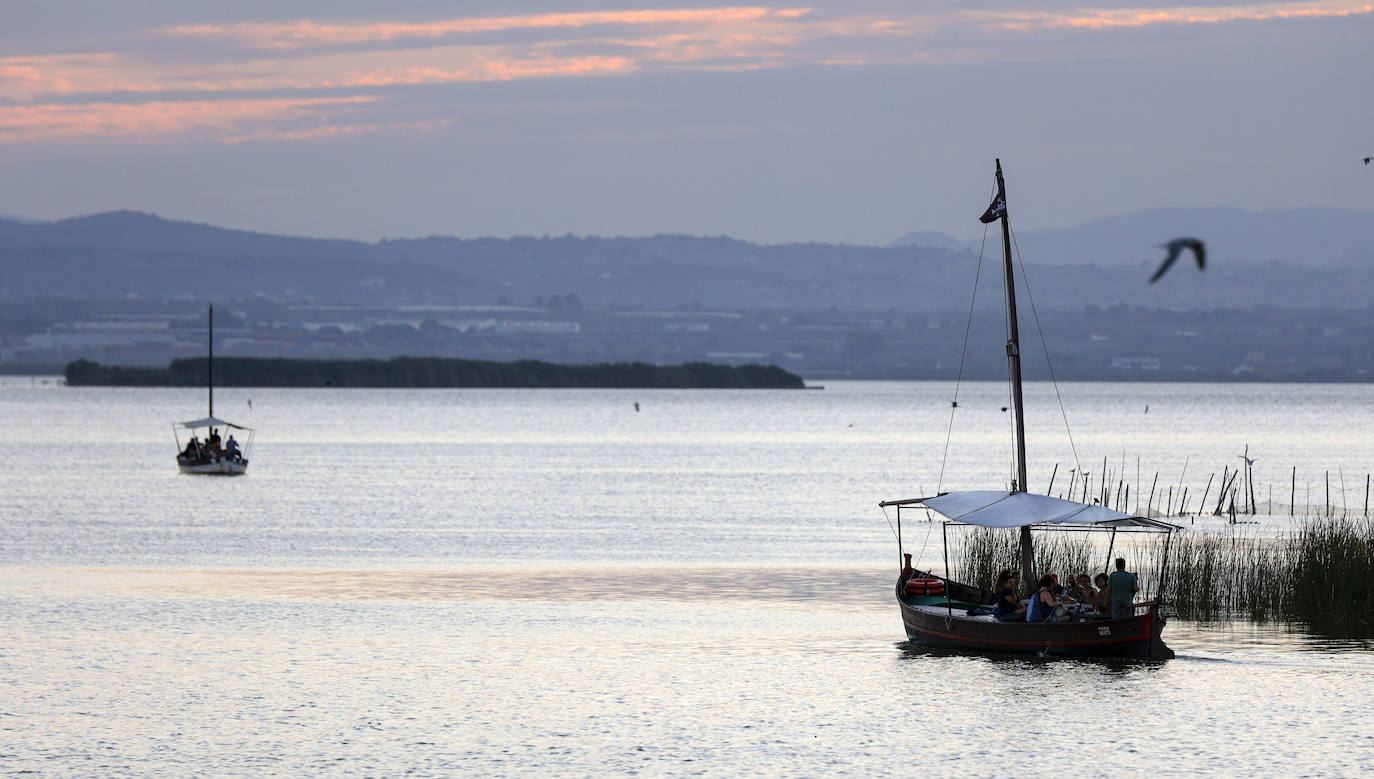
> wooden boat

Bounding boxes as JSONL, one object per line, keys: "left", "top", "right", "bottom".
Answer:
{"left": 172, "top": 304, "right": 253, "bottom": 475}
{"left": 881, "top": 161, "right": 1176, "bottom": 659}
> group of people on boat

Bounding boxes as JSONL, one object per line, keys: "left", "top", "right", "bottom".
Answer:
{"left": 995, "top": 558, "right": 1140, "bottom": 623}
{"left": 179, "top": 428, "right": 242, "bottom": 463}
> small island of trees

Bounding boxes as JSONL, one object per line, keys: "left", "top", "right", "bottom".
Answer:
{"left": 64, "top": 356, "right": 806, "bottom": 389}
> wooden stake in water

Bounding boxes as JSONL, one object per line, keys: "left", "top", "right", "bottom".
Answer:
{"left": 1339, "top": 468, "right": 1348, "bottom": 518}
{"left": 1291, "top": 466, "right": 1296, "bottom": 517}
{"left": 1248, "top": 450, "right": 1257, "bottom": 515}
{"left": 1101, "top": 456, "right": 1108, "bottom": 505}
{"left": 1365, "top": 473, "right": 1370, "bottom": 518}
{"left": 1047, "top": 463, "right": 1058, "bottom": 496}
{"left": 1215, "top": 467, "right": 1238, "bottom": 515}
{"left": 1199, "top": 473, "right": 1214, "bottom": 518}
{"left": 1326, "top": 471, "right": 1330, "bottom": 517}
{"left": 1215, "top": 465, "right": 1230, "bottom": 515}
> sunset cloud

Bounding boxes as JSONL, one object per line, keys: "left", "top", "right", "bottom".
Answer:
{"left": 0, "top": 96, "right": 375, "bottom": 143}
{"left": 162, "top": 7, "right": 814, "bottom": 49}
{"left": 2, "top": 3, "right": 1366, "bottom": 145}
{"left": 969, "top": 1, "right": 1373, "bottom": 31}
{"left": 0, "top": 54, "right": 165, "bottom": 101}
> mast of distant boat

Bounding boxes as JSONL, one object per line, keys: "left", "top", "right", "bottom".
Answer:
{"left": 992, "top": 159, "right": 1036, "bottom": 589}
{"left": 208, "top": 303, "right": 213, "bottom": 419}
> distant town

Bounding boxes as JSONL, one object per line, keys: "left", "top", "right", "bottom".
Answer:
{"left": 5, "top": 296, "right": 1373, "bottom": 382}
{"left": 3, "top": 208, "right": 1373, "bottom": 382}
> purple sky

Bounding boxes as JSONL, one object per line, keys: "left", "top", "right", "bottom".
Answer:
{"left": 2, "top": 1, "right": 1371, "bottom": 243}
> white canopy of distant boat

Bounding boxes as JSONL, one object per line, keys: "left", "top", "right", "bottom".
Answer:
{"left": 174, "top": 415, "right": 252, "bottom": 475}
{"left": 173, "top": 304, "right": 253, "bottom": 475}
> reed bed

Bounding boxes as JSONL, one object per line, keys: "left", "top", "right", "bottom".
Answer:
{"left": 952, "top": 518, "right": 1374, "bottom": 635}
{"left": 1150, "top": 517, "right": 1374, "bottom": 632}
{"left": 1148, "top": 532, "right": 1290, "bottom": 621}
{"left": 1289, "top": 517, "right": 1374, "bottom": 630}
{"left": 954, "top": 528, "right": 1095, "bottom": 592}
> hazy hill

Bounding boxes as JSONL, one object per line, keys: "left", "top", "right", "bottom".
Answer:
{"left": 0, "top": 210, "right": 376, "bottom": 261}
{"left": 894, "top": 206, "right": 1374, "bottom": 268}
{"left": 5, "top": 208, "right": 1374, "bottom": 310}
{"left": 0, "top": 211, "right": 967, "bottom": 308}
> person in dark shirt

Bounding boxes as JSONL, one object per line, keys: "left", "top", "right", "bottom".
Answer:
{"left": 993, "top": 569, "right": 1026, "bottom": 622}
{"left": 1108, "top": 557, "right": 1140, "bottom": 619}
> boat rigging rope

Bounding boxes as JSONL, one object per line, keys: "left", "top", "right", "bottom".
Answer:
{"left": 883, "top": 494, "right": 939, "bottom": 571}
{"left": 880, "top": 504, "right": 899, "bottom": 542}
{"left": 937, "top": 187, "right": 995, "bottom": 494}
{"left": 1008, "top": 222, "right": 1083, "bottom": 480}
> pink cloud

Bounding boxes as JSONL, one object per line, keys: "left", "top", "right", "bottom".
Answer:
{"left": 973, "top": 1, "right": 1374, "bottom": 31}
{"left": 0, "top": 96, "right": 375, "bottom": 144}
{"left": 8, "top": 3, "right": 1361, "bottom": 145}
{"left": 163, "top": 7, "right": 814, "bottom": 49}
{"left": 0, "top": 54, "right": 165, "bottom": 101}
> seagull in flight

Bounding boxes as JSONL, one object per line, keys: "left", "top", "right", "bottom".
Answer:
{"left": 1365, "top": 156, "right": 1372, "bottom": 165}
{"left": 1149, "top": 237, "right": 1206, "bottom": 284}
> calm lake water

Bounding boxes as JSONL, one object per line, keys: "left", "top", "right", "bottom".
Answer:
{"left": 3, "top": 379, "right": 1373, "bottom": 775}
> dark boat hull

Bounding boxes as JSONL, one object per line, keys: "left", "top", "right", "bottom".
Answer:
{"left": 898, "top": 573, "right": 1174, "bottom": 659}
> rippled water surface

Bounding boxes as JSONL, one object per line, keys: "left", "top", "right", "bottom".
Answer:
{"left": 3, "top": 379, "right": 1374, "bottom": 775}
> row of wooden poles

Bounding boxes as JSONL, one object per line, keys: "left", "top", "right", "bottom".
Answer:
{"left": 1044, "top": 456, "right": 1372, "bottom": 520}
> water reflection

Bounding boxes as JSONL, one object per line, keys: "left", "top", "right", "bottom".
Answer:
{"left": 895, "top": 642, "right": 1171, "bottom": 674}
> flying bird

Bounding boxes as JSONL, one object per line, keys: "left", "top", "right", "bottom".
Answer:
{"left": 1149, "top": 237, "right": 1206, "bottom": 284}
{"left": 1365, "top": 156, "right": 1372, "bottom": 165}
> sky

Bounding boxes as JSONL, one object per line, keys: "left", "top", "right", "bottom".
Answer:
{"left": 1, "top": 1, "right": 1371, "bottom": 244}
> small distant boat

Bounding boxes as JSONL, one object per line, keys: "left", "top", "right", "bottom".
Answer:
{"left": 173, "top": 304, "right": 252, "bottom": 475}
{"left": 881, "top": 161, "right": 1176, "bottom": 659}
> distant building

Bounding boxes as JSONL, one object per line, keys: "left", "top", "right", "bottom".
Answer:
{"left": 494, "top": 320, "right": 581, "bottom": 334}
{"left": 1111, "top": 357, "right": 1161, "bottom": 371}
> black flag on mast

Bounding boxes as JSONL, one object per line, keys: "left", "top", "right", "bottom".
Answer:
{"left": 979, "top": 193, "right": 1005, "bottom": 223}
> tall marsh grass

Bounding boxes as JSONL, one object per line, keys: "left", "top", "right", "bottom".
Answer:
{"left": 1153, "top": 517, "right": 1374, "bottom": 633}
{"left": 953, "top": 518, "right": 1374, "bottom": 635}
{"left": 1288, "top": 517, "right": 1374, "bottom": 630}
{"left": 954, "top": 528, "right": 1095, "bottom": 592}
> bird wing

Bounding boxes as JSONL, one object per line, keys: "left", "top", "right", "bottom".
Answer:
{"left": 1190, "top": 240, "right": 1206, "bottom": 270}
{"left": 1150, "top": 243, "right": 1183, "bottom": 283}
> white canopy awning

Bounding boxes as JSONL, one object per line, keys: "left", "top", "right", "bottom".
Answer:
{"left": 176, "top": 416, "right": 250, "bottom": 431}
{"left": 904, "top": 490, "right": 1174, "bottom": 530}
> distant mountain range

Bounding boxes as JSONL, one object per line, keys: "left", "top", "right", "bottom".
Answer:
{"left": 3, "top": 207, "right": 1373, "bottom": 310}
{"left": 893, "top": 206, "right": 1374, "bottom": 268}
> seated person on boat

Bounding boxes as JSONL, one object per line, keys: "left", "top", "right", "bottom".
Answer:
{"left": 994, "top": 569, "right": 1027, "bottom": 622}
{"left": 1027, "top": 575, "right": 1071, "bottom": 622}
{"left": 1092, "top": 573, "right": 1111, "bottom": 613}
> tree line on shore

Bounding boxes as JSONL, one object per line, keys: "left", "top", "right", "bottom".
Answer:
{"left": 63, "top": 356, "right": 805, "bottom": 389}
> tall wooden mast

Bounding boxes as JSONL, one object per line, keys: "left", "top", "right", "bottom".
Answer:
{"left": 991, "top": 160, "right": 1036, "bottom": 589}
{"left": 208, "top": 303, "right": 214, "bottom": 419}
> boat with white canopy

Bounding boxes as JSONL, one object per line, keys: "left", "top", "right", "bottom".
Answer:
{"left": 172, "top": 304, "right": 253, "bottom": 475}
{"left": 884, "top": 493, "right": 1176, "bottom": 658}
{"left": 881, "top": 161, "right": 1177, "bottom": 659}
